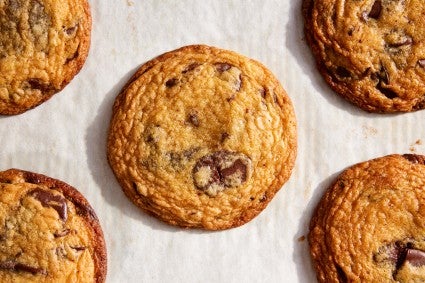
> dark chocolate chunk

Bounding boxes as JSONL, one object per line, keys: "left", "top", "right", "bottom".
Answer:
{"left": 64, "top": 24, "right": 78, "bottom": 35}
{"left": 403, "top": 154, "right": 425, "bottom": 165}
{"left": 192, "top": 151, "right": 251, "bottom": 194}
{"left": 405, "top": 249, "right": 425, "bottom": 267}
{"left": 30, "top": 188, "right": 68, "bottom": 221}
{"left": 259, "top": 88, "right": 266, "bottom": 99}
{"left": 418, "top": 59, "right": 425, "bottom": 68}
{"left": 387, "top": 37, "right": 413, "bottom": 48}
{"left": 221, "top": 132, "right": 230, "bottom": 143}
{"left": 27, "top": 78, "right": 54, "bottom": 93}
{"left": 54, "top": 229, "right": 71, "bottom": 238}
{"left": 335, "top": 264, "right": 348, "bottom": 283}
{"left": 187, "top": 112, "right": 200, "bottom": 127}
{"left": 0, "top": 260, "right": 47, "bottom": 275}
{"left": 71, "top": 246, "right": 86, "bottom": 251}
{"left": 377, "top": 66, "right": 389, "bottom": 84}
{"left": 165, "top": 78, "right": 178, "bottom": 88}
{"left": 220, "top": 159, "right": 248, "bottom": 187}
{"left": 368, "top": 0, "right": 382, "bottom": 19}
{"left": 376, "top": 83, "right": 398, "bottom": 99}
{"left": 215, "top": 63, "right": 232, "bottom": 72}
{"left": 182, "top": 63, "right": 200, "bottom": 73}
{"left": 335, "top": 66, "right": 351, "bottom": 78}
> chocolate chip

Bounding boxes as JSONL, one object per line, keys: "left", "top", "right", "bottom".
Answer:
{"left": 192, "top": 154, "right": 221, "bottom": 191}
{"left": 418, "top": 59, "right": 425, "bottom": 68}
{"left": 54, "top": 229, "right": 70, "bottom": 238}
{"left": 27, "top": 78, "right": 54, "bottom": 93}
{"left": 405, "top": 249, "right": 425, "bottom": 267}
{"left": 165, "top": 78, "right": 178, "bottom": 88}
{"left": 187, "top": 112, "right": 200, "bottom": 127}
{"left": 221, "top": 132, "right": 230, "bottom": 143}
{"left": 259, "top": 88, "right": 266, "bottom": 99}
{"left": 30, "top": 188, "right": 68, "bottom": 221}
{"left": 220, "top": 158, "right": 249, "bottom": 187}
{"left": 25, "top": 174, "right": 42, "bottom": 184}
{"left": 335, "top": 264, "right": 348, "bottom": 283}
{"left": 132, "top": 182, "right": 139, "bottom": 195}
{"left": 182, "top": 63, "right": 200, "bottom": 73}
{"left": 387, "top": 36, "right": 413, "bottom": 48}
{"left": 413, "top": 98, "right": 425, "bottom": 110}
{"left": 376, "top": 83, "right": 398, "bottom": 99}
{"left": 403, "top": 154, "right": 425, "bottom": 164}
{"left": 71, "top": 246, "right": 86, "bottom": 252}
{"left": 215, "top": 63, "right": 232, "bottom": 72}
{"left": 0, "top": 261, "right": 47, "bottom": 275}
{"left": 259, "top": 194, "right": 267, "bottom": 202}
{"left": 376, "top": 66, "right": 389, "bottom": 84}
{"left": 368, "top": 0, "right": 382, "bottom": 19}
{"left": 64, "top": 24, "right": 78, "bottom": 35}
{"left": 192, "top": 151, "right": 252, "bottom": 196}
{"left": 335, "top": 66, "right": 351, "bottom": 78}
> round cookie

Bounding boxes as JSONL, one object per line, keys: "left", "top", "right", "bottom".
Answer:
{"left": 309, "top": 154, "right": 425, "bottom": 282}
{"left": 107, "top": 45, "right": 297, "bottom": 230}
{"left": 303, "top": 0, "right": 425, "bottom": 113}
{"left": 0, "top": 169, "right": 107, "bottom": 282}
{"left": 0, "top": 0, "right": 91, "bottom": 115}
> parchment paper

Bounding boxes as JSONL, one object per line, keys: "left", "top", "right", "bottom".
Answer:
{"left": 2, "top": 1, "right": 424, "bottom": 282}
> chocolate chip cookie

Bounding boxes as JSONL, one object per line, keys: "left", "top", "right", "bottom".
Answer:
{"left": 0, "top": 0, "right": 91, "bottom": 115}
{"left": 107, "top": 45, "right": 297, "bottom": 230}
{"left": 309, "top": 154, "right": 425, "bottom": 282}
{"left": 0, "top": 169, "right": 107, "bottom": 282}
{"left": 303, "top": 0, "right": 425, "bottom": 113}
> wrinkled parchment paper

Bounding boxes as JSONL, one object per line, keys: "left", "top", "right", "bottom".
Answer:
{"left": 1, "top": 1, "right": 424, "bottom": 282}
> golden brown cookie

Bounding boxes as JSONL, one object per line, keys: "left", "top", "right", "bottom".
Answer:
{"left": 309, "top": 154, "right": 425, "bottom": 282}
{"left": 107, "top": 45, "right": 297, "bottom": 230}
{"left": 0, "top": 0, "right": 91, "bottom": 115}
{"left": 303, "top": 0, "right": 425, "bottom": 113}
{"left": 0, "top": 169, "right": 107, "bottom": 282}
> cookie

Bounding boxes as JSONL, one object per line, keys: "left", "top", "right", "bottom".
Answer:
{"left": 0, "top": 0, "right": 91, "bottom": 115}
{"left": 0, "top": 169, "right": 107, "bottom": 282}
{"left": 309, "top": 154, "right": 425, "bottom": 282}
{"left": 107, "top": 45, "right": 297, "bottom": 230}
{"left": 303, "top": 0, "right": 425, "bottom": 113}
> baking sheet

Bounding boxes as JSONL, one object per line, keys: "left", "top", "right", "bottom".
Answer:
{"left": 2, "top": 0, "right": 425, "bottom": 282}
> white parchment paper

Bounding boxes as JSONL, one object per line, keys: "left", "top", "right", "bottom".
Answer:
{"left": 2, "top": 1, "right": 425, "bottom": 282}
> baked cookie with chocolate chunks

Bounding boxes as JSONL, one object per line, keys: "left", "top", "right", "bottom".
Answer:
{"left": 303, "top": 0, "right": 425, "bottom": 113}
{"left": 309, "top": 154, "right": 425, "bottom": 282}
{"left": 107, "top": 45, "right": 297, "bottom": 230}
{"left": 0, "top": 169, "right": 107, "bottom": 282}
{"left": 0, "top": 0, "right": 91, "bottom": 115}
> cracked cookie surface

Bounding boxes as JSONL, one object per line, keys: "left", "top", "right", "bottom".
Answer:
{"left": 107, "top": 45, "right": 297, "bottom": 230}
{"left": 0, "top": 0, "right": 91, "bottom": 115}
{"left": 303, "top": 0, "right": 425, "bottom": 113}
{"left": 0, "top": 169, "right": 107, "bottom": 282}
{"left": 309, "top": 154, "right": 425, "bottom": 282}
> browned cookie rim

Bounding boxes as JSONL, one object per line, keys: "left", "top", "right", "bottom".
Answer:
{"left": 0, "top": 169, "right": 107, "bottom": 282}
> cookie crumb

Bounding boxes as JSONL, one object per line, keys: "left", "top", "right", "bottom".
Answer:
{"left": 298, "top": 235, "right": 306, "bottom": 242}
